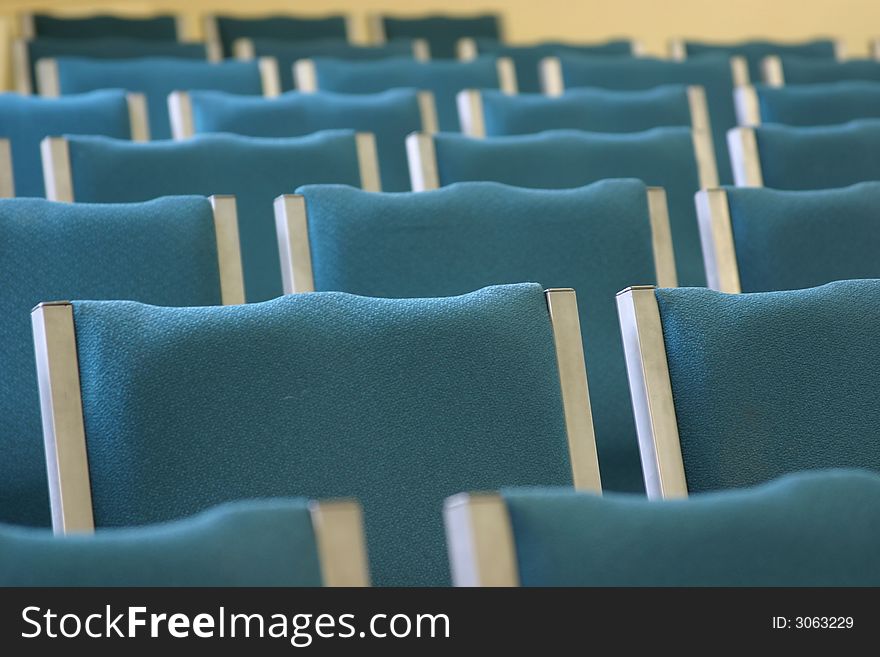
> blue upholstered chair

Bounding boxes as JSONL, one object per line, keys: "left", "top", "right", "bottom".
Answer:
{"left": 37, "top": 57, "right": 276, "bottom": 140}
{"left": 728, "top": 119, "right": 880, "bottom": 189}
{"left": 170, "top": 89, "right": 433, "bottom": 192}
{"left": 297, "top": 56, "right": 515, "bottom": 131}
{"left": 542, "top": 53, "right": 744, "bottom": 183}
{"left": 13, "top": 37, "right": 210, "bottom": 95}
{"left": 697, "top": 183, "right": 880, "bottom": 293}
{"left": 670, "top": 39, "right": 839, "bottom": 84}
{"left": 374, "top": 14, "right": 501, "bottom": 59}
{"left": 0, "top": 196, "right": 243, "bottom": 527}
{"left": 458, "top": 85, "right": 703, "bottom": 138}
{"left": 407, "top": 129, "right": 717, "bottom": 287}
{"left": 206, "top": 14, "right": 350, "bottom": 57}
{"left": 0, "top": 90, "right": 145, "bottom": 197}
{"left": 617, "top": 279, "right": 880, "bottom": 498}
{"left": 233, "top": 38, "right": 421, "bottom": 91}
{"left": 0, "top": 498, "right": 368, "bottom": 586}
{"left": 458, "top": 38, "right": 637, "bottom": 93}
{"left": 735, "top": 81, "right": 880, "bottom": 127}
{"left": 42, "top": 132, "right": 376, "bottom": 302}
{"left": 32, "top": 283, "right": 598, "bottom": 586}
{"left": 285, "top": 180, "right": 676, "bottom": 492}
{"left": 445, "top": 469, "right": 880, "bottom": 586}
{"left": 763, "top": 55, "right": 880, "bottom": 86}
{"left": 21, "top": 13, "right": 180, "bottom": 41}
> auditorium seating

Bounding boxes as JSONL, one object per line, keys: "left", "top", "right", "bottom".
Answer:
{"left": 696, "top": 183, "right": 880, "bottom": 292}
{"left": 728, "top": 119, "right": 880, "bottom": 188}
{"left": 36, "top": 58, "right": 279, "bottom": 139}
{"left": 735, "top": 81, "right": 880, "bottom": 126}
{"left": 407, "top": 128, "right": 716, "bottom": 286}
{"left": 31, "top": 284, "right": 598, "bottom": 586}
{"left": 541, "top": 53, "right": 745, "bottom": 183}
{"left": 205, "top": 14, "right": 351, "bottom": 57}
{"left": 0, "top": 90, "right": 147, "bottom": 197}
{"left": 0, "top": 196, "right": 243, "bottom": 527}
{"left": 19, "top": 12, "right": 182, "bottom": 41}
{"left": 295, "top": 56, "right": 516, "bottom": 131}
{"left": 617, "top": 280, "right": 880, "bottom": 498}
{"left": 371, "top": 14, "right": 501, "bottom": 59}
{"left": 170, "top": 89, "right": 434, "bottom": 192}
{"left": 458, "top": 85, "right": 705, "bottom": 137}
{"left": 41, "top": 131, "right": 376, "bottom": 302}
{"left": 762, "top": 55, "right": 880, "bottom": 86}
{"left": 445, "top": 469, "right": 880, "bottom": 586}
{"left": 0, "top": 498, "right": 368, "bottom": 586}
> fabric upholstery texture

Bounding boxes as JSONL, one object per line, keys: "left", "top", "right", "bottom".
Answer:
{"left": 754, "top": 81, "right": 880, "bottom": 126}
{"left": 753, "top": 119, "right": 880, "bottom": 190}
{"left": 214, "top": 15, "right": 348, "bottom": 57}
{"left": 470, "top": 39, "right": 634, "bottom": 93}
{"left": 655, "top": 280, "right": 880, "bottom": 491}
{"left": 65, "top": 132, "right": 363, "bottom": 302}
{"left": 480, "top": 85, "right": 692, "bottom": 136}
{"left": 682, "top": 39, "right": 837, "bottom": 83}
{"left": 0, "top": 196, "right": 222, "bottom": 527}
{"left": 53, "top": 57, "right": 265, "bottom": 139}
{"left": 380, "top": 14, "right": 500, "bottom": 59}
{"left": 309, "top": 56, "right": 502, "bottom": 130}
{"left": 554, "top": 53, "right": 736, "bottom": 183}
{"left": 778, "top": 56, "right": 880, "bottom": 84}
{"left": 188, "top": 89, "right": 419, "bottom": 192}
{"left": 503, "top": 469, "right": 880, "bottom": 586}
{"left": 247, "top": 38, "right": 415, "bottom": 91}
{"left": 31, "top": 14, "right": 178, "bottom": 41}
{"left": 725, "top": 183, "right": 880, "bottom": 292}
{"left": 0, "top": 90, "right": 132, "bottom": 197}
{"left": 299, "top": 180, "right": 657, "bottom": 491}
{"left": 430, "top": 129, "right": 705, "bottom": 286}
{"left": 70, "top": 284, "right": 573, "bottom": 586}
{"left": 0, "top": 498, "right": 322, "bottom": 586}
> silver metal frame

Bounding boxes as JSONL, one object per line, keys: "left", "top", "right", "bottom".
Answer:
{"left": 259, "top": 57, "right": 281, "bottom": 98}
{"left": 0, "top": 139, "right": 14, "bottom": 198}
{"left": 727, "top": 127, "right": 764, "bottom": 187}
{"left": 762, "top": 55, "right": 785, "bottom": 86}
{"left": 405, "top": 132, "right": 439, "bottom": 191}
{"left": 355, "top": 132, "right": 381, "bottom": 192}
{"left": 293, "top": 58, "right": 318, "bottom": 92}
{"left": 730, "top": 55, "right": 750, "bottom": 87}
{"left": 232, "top": 37, "right": 256, "bottom": 60}
{"left": 417, "top": 91, "right": 439, "bottom": 133}
{"left": 539, "top": 56, "right": 564, "bottom": 96}
{"left": 126, "top": 93, "right": 150, "bottom": 141}
{"left": 367, "top": 14, "right": 386, "bottom": 44}
{"left": 12, "top": 38, "right": 33, "bottom": 94}
{"left": 274, "top": 194, "right": 315, "bottom": 294}
{"left": 668, "top": 38, "right": 687, "bottom": 60}
{"left": 456, "top": 89, "right": 485, "bottom": 138}
{"left": 309, "top": 499, "right": 371, "bottom": 586}
{"left": 412, "top": 39, "right": 431, "bottom": 62}
{"left": 457, "top": 37, "right": 479, "bottom": 61}
{"left": 40, "top": 136, "right": 73, "bottom": 202}
{"left": 692, "top": 128, "right": 720, "bottom": 189}
{"left": 35, "top": 58, "right": 60, "bottom": 97}
{"left": 615, "top": 286, "right": 688, "bottom": 500}
{"left": 646, "top": 187, "right": 678, "bottom": 288}
{"left": 209, "top": 195, "right": 247, "bottom": 305}
{"left": 444, "top": 493, "right": 519, "bottom": 587}
{"left": 168, "top": 90, "right": 194, "bottom": 140}
{"left": 19, "top": 13, "right": 36, "bottom": 39}
{"left": 834, "top": 39, "right": 847, "bottom": 61}
{"left": 202, "top": 15, "right": 222, "bottom": 60}
{"left": 734, "top": 85, "right": 762, "bottom": 126}
{"left": 872, "top": 38, "right": 880, "bottom": 61}
{"left": 497, "top": 57, "right": 518, "bottom": 95}
{"left": 695, "top": 188, "right": 741, "bottom": 293}
{"left": 631, "top": 40, "right": 647, "bottom": 56}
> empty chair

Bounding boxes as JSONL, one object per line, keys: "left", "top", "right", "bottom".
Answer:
{"left": 445, "top": 469, "right": 880, "bottom": 586}
{"left": 296, "top": 56, "right": 515, "bottom": 131}
{"left": 42, "top": 131, "right": 376, "bottom": 302}
{"left": 670, "top": 38, "right": 839, "bottom": 83}
{"left": 407, "top": 128, "right": 717, "bottom": 287}
{"left": 458, "top": 39, "right": 638, "bottom": 93}
{"left": 37, "top": 58, "right": 279, "bottom": 139}
{"left": 541, "top": 53, "right": 745, "bottom": 183}
{"left": 697, "top": 183, "right": 880, "bottom": 293}
{"left": 372, "top": 13, "right": 501, "bottom": 59}
{"left": 32, "top": 283, "right": 598, "bottom": 585}
{"left": 0, "top": 90, "right": 147, "bottom": 197}
{"left": 458, "top": 85, "right": 707, "bottom": 137}
{"left": 728, "top": 119, "right": 880, "bottom": 188}
{"left": 13, "top": 38, "right": 212, "bottom": 95}
{"left": 0, "top": 196, "right": 243, "bottom": 526}
{"left": 1, "top": 498, "right": 368, "bottom": 586}
{"left": 285, "top": 180, "right": 675, "bottom": 491}
{"left": 735, "top": 81, "right": 880, "bottom": 126}
{"left": 617, "top": 279, "right": 880, "bottom": 498}
{"left": 233, "top": 38, "right": 424, "bottom": 91}
{"left": 205, "top": 14, "right": 350, "bottom": 57}
{"left": 170, "top": 89, "right": 434, "bottom": 192}
{"left": 763, "top": 55, "right": 880, "bottom": 86}
{"left": 20, "top": 12, "right": 181, "bottom": 41}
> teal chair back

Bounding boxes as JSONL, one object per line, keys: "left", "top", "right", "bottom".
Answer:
{"left": 0, "top": 196, "right": 233, "bottom": 527}
{"left": 743, "top": 81, "right": 880, "bottom": 126}
{"left": 28, "top": 13, "right": 179, "bottom": 41}
{"left": 379, "top": 14, "right": 500, "bottom": 59}
{"left": 213, "top": 15, "right": 348, "bottom": 57}
{"left": 0, "top": 91, "right": 133, "bottom": 197}
{"left": 681, "top": 39, "right": 837, "bottom": 83}
{"left": 773, "top": 56, "right": 880, "bottom": 85}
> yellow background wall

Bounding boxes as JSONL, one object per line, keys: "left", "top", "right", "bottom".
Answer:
{"left": 2, "top": 0, "right": 879, "bottom": 87}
